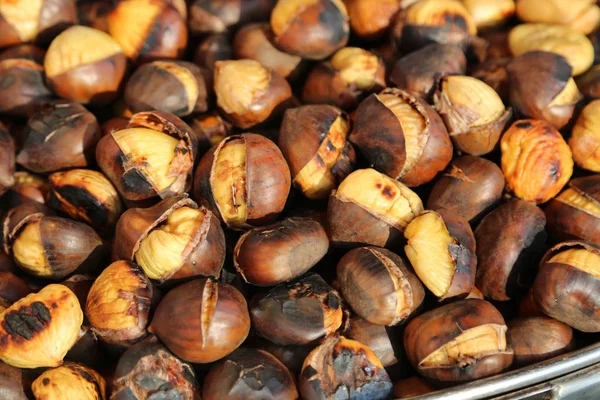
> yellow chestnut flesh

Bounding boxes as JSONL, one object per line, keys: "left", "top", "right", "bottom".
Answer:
{"left": 548, "top": 248, "right": 600, "bottom": 280}
{"left": 11, "top": 220, "right": 51, "bottom": 278}
{"left": 214, "top": 59, "right": 270, "bottom": 116}
{"left": 211, "top": 138, "right": 248, "bottom": 226}
{"left": 330, "top": 47, "right": 380, "bottom": 90}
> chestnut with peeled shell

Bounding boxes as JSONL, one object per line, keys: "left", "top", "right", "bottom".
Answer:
{"left": 515, "top": 0, "right": 600, "bottom": 34}
{"left": 31, "top": 362, "right": 106, "bottom": 400}
{"left": 569, "top": 100, "right": 600, "bottom": 172}
{"left": 344, "top": 0, "right": 401, "bottom": 41}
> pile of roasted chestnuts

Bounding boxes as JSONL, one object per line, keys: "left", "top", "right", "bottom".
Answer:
{"left": 2, "top": 0, "right": 600, "bottom": 399}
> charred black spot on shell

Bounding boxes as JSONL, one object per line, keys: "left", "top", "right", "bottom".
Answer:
{"left": 3, "top": 301, "right": 51, "bottom": 340}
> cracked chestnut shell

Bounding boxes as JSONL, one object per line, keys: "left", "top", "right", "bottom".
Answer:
{"left": 0, "top": 284, "right": 83, "bottom": 368}
{"left": 96, "top": 111, "right": 198, "bottom": 205}
{"left": 0, "top": 54, "right": 52, "bottom": 117}
{"left": 279, "top": 105, "right": 354, "bottom": 199}
{"left": 149, "top": 278, "right": 250, "bottom": 363}
{"left": 516, "top": 0, "right": 600, "bottom": 34}
{"left": 194, "top": 133, "right": 291, "bottom": 230}
{"left": 475, "top": 199, "right": 547, "bottom": 301}
{"left": 234, "top": 217, "right": 328, "bottom": 286}
{"left": 0, "top": 361, "right": 30, "bottom": 400}
{"left": 427, "top": 156, "right": 505, "bottom": 223}
{"left": 532, "top": 241, "right": 600, "bottom": 332}
{"left": 545, "top": 175, "right": 600, "bottom": 247}
{"left": 337, "top": 246, "right": 424, "bottom": 326}
{"left": 250, "top": 273, "right": 344, "bottom": 346}
{"left": 203, "top": 347, "right": 298, "bottom": 400}
{"left": 188, "top": 0, "right": 276, "bottom": 36}
{"left": 350, "top": 88, "right": 453, "bottom": 187}
{"left": 114, "top": 195, "right": 225, "bottom": 282}
{"left": 270, "top": 0, "right": 349, "bottom": 60}
{"left": 299, "top": 335, "right": 393, "bottom": 400}
{"left": 113, "top": 336, "right": 200, "bottom": 400}
{"left": 85, "top": 260, "right": 153, "bottom": 346}
{"left": 16, "top": 101, "right": 101, "bottom": 174}
{"left": 569, "top": 100, "right": 600, "bottom": 172}
{"left": 404, "top": 299, "right": 513, "bottom": 385}
{"left": 501, "top": 120, "right": 573, "bottom": 204}
{"left": 0, "top": 124, "right": 15, "bottom": 196}
{"left": 345, "top": 0, "right": 400, "bottom": 41}
{"left": 32, "top": 362, "right": 106, "bottom": 400}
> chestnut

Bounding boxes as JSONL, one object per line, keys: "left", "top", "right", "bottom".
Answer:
{"left": 0, "top": 361, "right": 30, "bottom": 400}
{"left": 31, "top": 362, "right": 106, "bottom": 400}
{"left": 389, "top": 43, "right": 467, "bottom": 100}
{"left": 96, "top": 111, "right": 197, "bottom": 205}
{"left": 203, "top": 348, "right": 298, "bottom": 400}
{"left": 5, "top": 172, "right": 48, "bottom": 208}
{"left": 3, "top": 203, "right": 106, "bottom": 280}
{"left": 193, "top": 34, "right": 233, "bottom": 72}
{"left": 194, "top": 133, "right": 291, "bottom": 230}
{"left": 16, "top": 101, "right": 101, "bottom": 174}
{"left": 391, "top": 0, "right": 477, "bottom": 52}
{"left": 545, "top": 175, "right": 600, "bottom": 246}
{"left": 427, "top": 156, "right": 505, "bottom": 223}
{"left": 507, "top": 316, "right": 574, "bottom": 368}
{"left": 270, "top": 0, "right": 349, "bottom": 60}
{"left": 114, "top": 195, "right": 226, "bottom": 282}
{"left": 345, "top": 0, "right": 401, "bottom": 41}
{"left": 434, "top": 75, "right": 512, "bottom": 156}
{"left": 250, "top": 274, "right": 344, "bottom": 345}
{"left": 516, "top": 0, "right": 600, "bottom": 34}
{"left": 350, "top": 88, "right": 453, "bottom": 187}
{"left": 187, "top": 111, "right": 232, "bottom": 157}
{"left": 0, "top": 0, "right": 77, "bottom": 48}
{"left": 107, "top": 0, "right": 187, "bottom": 63}
{"left": 404, "top": 210, "right": 476, "bottom": 301}
{"left": 337, "top": 246, "right": 424, "bottom": 326}
{"left": 44, "top": 25, "right": 126, "bottom": 104}
{"left": 188, "top": 0, "right": 275, "bottom": 36}
{"left": 346, "top": 316, "right": 404, "bottom": 370}
{"left": 475, "top": 199, "right": 547, "bottom": 301}
{"left": 461, "top": 0, "right": 515, "bottom": 29}
{"left": 0, "top": 124, "right": 15, "bottom": 196}
{"left": 507, "top": 52, "right": 582, "bottom": 129}
{"left": 125, "top": 61, "right": 208, "bottom": 117}
{"left": 327, "top": 168, "right": 424, "bottom": 249}
{"left": 0, "top": 272, "right": 30, "bottom": 308}
{"left": 279, "top": 105, "right": 354, "bottom": 199}
{"left": 149, "top": 278, "right": 250, "bottom": 363}
{"left": 394, "top": 376, "right": 435, "bottom": 398}
{"left": 532, "top": 241, "right": 600, "bottom": 332}
{"left": 0, "top": 284, "right": 83, "bottom": 368}
{"left": 569, "top": 100, "right": 600, "bottom": 172}
{"left": 501, "top": 120, "right": 573, "bottom": 204}
{"left": 213, "top": 60, "right": 292, "bottom": 129}
{"left": 47, "top": 169, "right": 123, "bottom": 235}
{"left": 113, "top": 336, "right": 200, "bottom": 400}
{"left": 404, "top": 299, "right": 513, "bottom": 385}
{"left": 299, "top": 335, "right": 393, "bottom": 400}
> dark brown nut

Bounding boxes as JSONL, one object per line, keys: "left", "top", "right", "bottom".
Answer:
{"left": 61, "top": 275, "right": 95, "bottom": 308}
{"left": 44, "top": 25, "right": 126, "bottom": 104}
{"left": 96, "top": 111, "right": 197, "bottom": 205}
{"left": 113, "top": 336, "right": 201, "bottom": 400}
{"left": 575, "top": 65, "right": 600, "bottom": 99}
{"left": 213, "top": 60, "right": 292, "bottom": 129}
{"left": 569, "top": 100, "right": 600, "bottom": 172}
{"left": 270, "top": 0, "right": 350, "bottom": 60}
{"left": 31, "top": 362, "right": 106, "bottom": 400}
{"left": 461, "top": 0, "right": 515, "bottom": 29}
{"left": 5, "top": 172, "right": 48, "bottom": 208}
{"left": 77, "top": 0, "right": 114, "bottom": 32}
{"left": 3, "top": 203, "right": 106, "bottom": 280}
{"left": 391, "top": 0, "right": 477, "bottom": 53}
{"left": 507, "top": 316, "right": 574, "bottom": 368}
{"left": 299, "top": 335, "right": 393, "bottom": 400}
{"left": 193, "top": 133, "right": 291, "bottom": 230}
{"left": 545, "top": 175, "right": 600, "bottom": 246}
{"left": 0, "top": 0, "right": 77, "bottom": 48}
{"left": 344, "top": 0, "right": 401, "bottom": 41}
{"left": 16, "top": 102, "right": 101, "bottom": 174}
{"left": 234, "top": 218, "right": 328, "bottom": 286}
{"left": 188, "top": 0, "right": 275, "bottom": 35}
{"left": 427, "top": 156, "right": 505, "bottom": 223}
{"left": 47, "top": 169, "right": 123, "bottom": 235}
{"left": 0, "top": 56, "right": 52, "bottom": 118}
{"left": 337, "top": 246, "right": 424, "bottom": 326}
{"left": 193, "top": 34, "right": 233, "bottom": 72}
{"left": 258, "top": 342, "right": 315, "bottom": 376}
{"left": 404, "top": 299, "right": 513, "bottom": 385}
{"left": 404, "top": 210, "right": 476, "bottom": 301}
{"left": 302, "top": 47, "right": 386, "bottom": 111}
{"left": 107, "top": 0, "right": 188, "bottom": 63}
{"left": 279, "top": 105, "right": 354, "bottom": 199}
{"left": 203, "top": 348, "right": 299, "bottom": 400}
{"left": 0, "top": 361, "right": 30, "bottom": 400}
{"left": 389, "top": 43, "right": 467, "bottom": 100}
{"left": 469, "top": 56, "right": 511, "bottom": 103}
{"left": 65, "top": 324, "right": 103, "bottom": 367}
{"left": 346, "top": 316, "right": 404, "bottom": 370}
{"left": 475, "top": 199, "right": 547, "bottom": 301}
{"left": 0, "top": 272, "right": 30, "bottom": 308}
{"left": 434, "top": 75, "right": 512, "bottom": 156}
{"left": 506, "top": 52, "right": 582, "bottom": 129}
{"left": 85, "top": 260, "right": 153, "bottom": 346}
{"left": 0, "top": 284, "right": 83, "bottom": 368}
{"left": 394, "top": 376, "right": 435, "bottom": 399}
{"left": 350, "top": 88, "right": 453, "bottom": 187}
{"left": 0, "top": 124, "right": 15, "bottom": 196}
{"left": 532, "top": 241, "right": 600, "bottom": 332}
{"left": 125, "top": 61, "right": 208, "bottom": 117}
{"left": 250, "top": 273, "right": 344, "bottom": 346}
{"left": 327, "top": 168, "right": 424, "bottom": 249}
{"left": 187, "top": 111, "right": 232, "bottom": 157}
{"left": 501, "top": 120, "right": 573, "bottom": 204}
{"left": 516, "top": 0, "right": 600, "bottom": 35}
{"left": 149, "top": 278, "right": 251, "bottom": 363}
{"left": 114, "top": 195, "right": 225, "bottom": 282}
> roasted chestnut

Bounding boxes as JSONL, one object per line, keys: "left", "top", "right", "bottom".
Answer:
{"left": 193, "top": 34, "right": 233, "bottom": 72}
{"left": 0, "top": 124, "right": 15, "bottom": 196}
{"left": 188, "top": 0, "right": 275, "bottom": 36}
{"left": 345, "top": 0, "right": 401, "bottom": 41}
{"left": 516, "top": 0, "right": 600, "bottom": 34}
{"left": 461, "top": 0, "right": 515, "bottom": 29}
{"left": 31, "top": 362, "right": 106, "bottom": 400}
{"left": 570, "top": 100, "right": 600, "bottom": 172}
